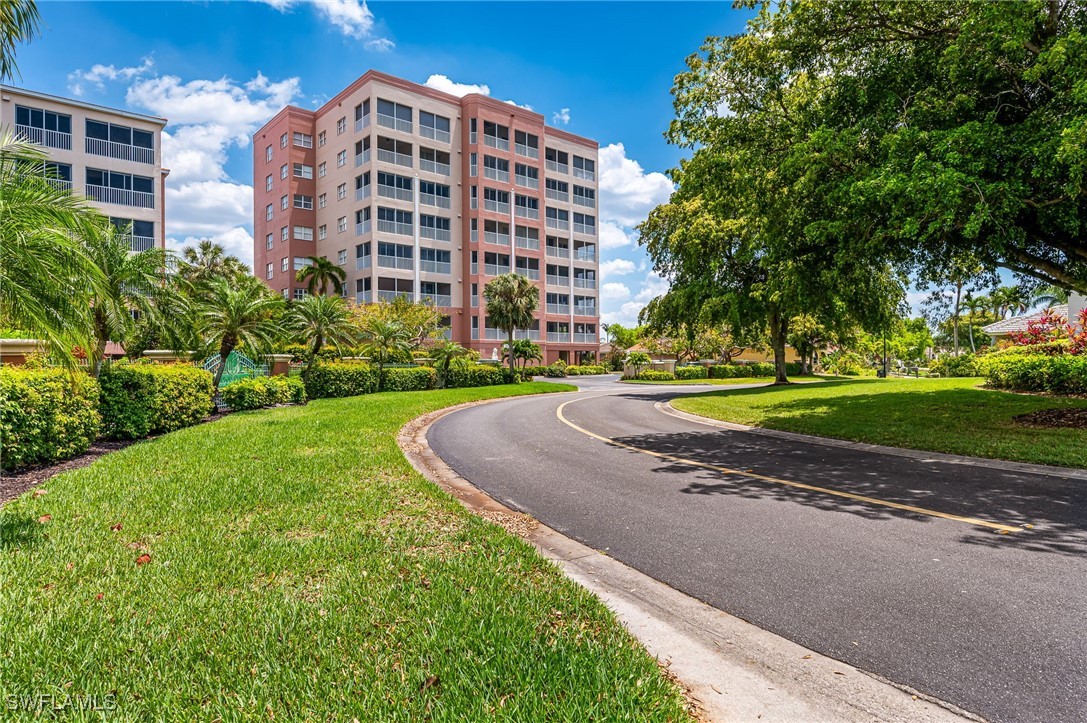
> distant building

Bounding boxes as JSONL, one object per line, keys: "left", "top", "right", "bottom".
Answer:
{"left": 1, "top": 84, "right": 169, "bottom": 251}
{"left": 981, "top": 292, "right": 1085, "bottom": 342}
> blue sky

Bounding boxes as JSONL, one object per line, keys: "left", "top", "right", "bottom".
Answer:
{"left": 16, "top": 1, "right": 752, "bottom": 325}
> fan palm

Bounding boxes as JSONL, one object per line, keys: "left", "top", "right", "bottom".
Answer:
{"left": 431, "top": 340, "right": 470, "bottom": 388}
{"left": 0, "top": 129, "right": 104, "bottom": 366}
{"left": 962, "top": 293, "right": 990, "bottom": 354}
{"left": 0, "top": 0, "right": 39, "bottom": 82}
{"left": 503, "top": 338, "right": 541, "bottom": 371}
{"left": 197, "top": 277, "right": 285, "bottom": 390}
{"left": 285, "top": 294, "right": 356, "bottom": 376}
{"left": 1032, "top": 285, "right": 1070, "bottom": 309}
{"left": 178, "top": 239, "right": 248, "bottom": 285}
{"left": 296, "top": 256, "right": 347, "bottom": 296}
{"left": 483, "top": 273, "right": 539, "bottom": 380}
{"left": 358, "top": 318, "right": 411, "bottom": 391}
{"left": 83, "top": 222, "right": 169, "bottom": 376}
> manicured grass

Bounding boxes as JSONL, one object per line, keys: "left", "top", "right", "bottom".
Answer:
{"left": 671, "top": 377, "right": 1087, "bottom": 468}
{"left": 0, "top": 383, "right": 691, "bottom": 720}
{"left": 622, "top": 376, "right": 833, "bottom": 386}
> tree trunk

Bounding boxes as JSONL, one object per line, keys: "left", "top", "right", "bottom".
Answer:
{"left": 91, "top": 310, "right": 108, "bottom": 378}
{"left": 968, "top": 320, "right": 975, "bottom": 354}
{"left": 213, "top": 339, "right": 235, "bottom": 391}
{"left": 953, "top": 281, "right": 962, "bottom": 357}
{"left": 768, "top": 306, "right": 790, "bottom": 384}
{"left": 507, "top": 330, "right": 516, "bottom": 382}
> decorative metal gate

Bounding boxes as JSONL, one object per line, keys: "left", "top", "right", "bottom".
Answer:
{"left": 202, "top": 351, "right": 268, "bottom": 388}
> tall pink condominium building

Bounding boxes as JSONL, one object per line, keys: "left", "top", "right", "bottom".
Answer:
{"left": 252, "top": 71, "right": 600, "bottom": 364}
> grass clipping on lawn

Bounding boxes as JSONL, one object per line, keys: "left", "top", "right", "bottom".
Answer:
{"left": 671, "top": 377, "right": 1087, "bottom": 469}
{"left": 0, "top": 382, "right": 691, "bottom": 720}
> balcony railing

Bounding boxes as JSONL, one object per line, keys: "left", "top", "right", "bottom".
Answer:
{"left": 127, "top": 235, "right": 156, "bottom": 253}
{"left": 545, "top": 245, "right": 568, "bottom": 258}
{"left": 356, "top": 220, "right": 372, "bottom": 236}
{"left": 86, "top": 137, "right": 154, "bottom": 165}
{"left": 484, "top": 199, "right": 510, "bottom": 215}
{"left": 420, "top": 193, "right": 451, "bottom": 209}
{"left": 483, "top": 167, "right": 509, "bottom": 183}
{"left": 515, "top": 143, "right": 539, "bottom": 159}
{"left": 515, "top": 267, "right": 540, "bottom": 280}
{"left": 573, "top": 277, "right": 596, "bottom": 289}
{"left": 85, "top": 184, "right": 154, "bottom": 209}
{"left": 355, "top": 149, "right": 371, "bottom": 167}
{"left": 17, "top": 124, "right": 71, "bottom": 150}
{"left": 377, "top": 113, "right": 412, "bottom": 133}
{"left": 46, "top": 178, "right": 73, "bottom": 192}
{"left": 421, "top": 293, "right": 452, "bottom": 307}
{"left": 356, "top": 186, "right": 372, "bottom": 201}
{"left": 573, "top": 195, "right": 596, "bottom": 209}
{"left": 484, "top": 328, "right": 505, "bottom": 340}
{"left": 574, "top": 247, "right": 596, "bottom": 262}
{"left": 546, "top": 217, "right": 569, "bottom": 231}
{"left": 420, "top": 260, "right": 451, "bottom": 275}
{"left": 573, "top": 167, "right": 596, "bottom": 182}
{"left": 420, "top": 226, "right": 451, "bottom": 242}
{"left": 573, "top": 332, "right": 597, "bottom": 344}
{"left": 573, "top": 306, "right": 597, "bottom": 317}
{"left": 484, "top": 263, "right": 511, "bottom": 276}
{"left": 515, "top": 174, "right": 539, "bottom": 189}
{"left": 546, "top": 274, "right": 569, "bottom": 286}
{"left": 419, "top": 158, "right": 451, "bottom": 176}
{"left": 546, "top": 303, "right": 570, "bottom": 315}
{"left": 515, "top": 206, "right": 539, "bottom": 220}
{"left": 377, "top": 219, "right": 412, "bottom": 236}
{"left": 356, "top": 255, "right": 372, "bottom": 270}
{"left": 378, "top": 254, "right": 413, "bottom": 270}
{"left": 546, "top": 332, "right": 568, "bottom": 343}
{"left": 377, "top": 290, "right": 410, "bottom": 303}
{"left": 355, "top": 290, "right": 372, "bottom": 304}
{"left": 483, "top": 134, "right": 509, "bottom": 151}
{"left": 515, "top": 235, "right": 540, "bottom": 251}
{"left": 377, "top": 148, "right": 412, "bottom": 168}
{"left": 355, "top": 115, "right": 371, "bottom": 133}
{"left": 439, "top": 326, "right": 452, "bottom": 340}
{"left": 420, "top": 125, "right": 451, "bottom": 144}
{"left": 546, "top": 160, "right": 569, "bottom": 174}
{"left": 573, "top": 222, "right": 596, "bottom": 236}
{"left": 514, "top": 329, "right": 541, "bottom": 341}
{"left": 484, "top": 231, "right": 510, "bottom": 245}
{"left": 377, "top": 184, "right": 413, "bottom": 202}
{"left": 545, "top": 188, "right": 569, "bottom": 203}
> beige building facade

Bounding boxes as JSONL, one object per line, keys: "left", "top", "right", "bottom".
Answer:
{"left": 0, "top": 85, "right": 168, "bottom": 251}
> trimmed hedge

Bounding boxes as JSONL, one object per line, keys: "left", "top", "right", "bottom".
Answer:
{"left": 221, "top": 376, "right": 306, "bottom": 411}
{"left": 675, "top": 366, "right": 708, "bottom": 380}
{"left": 565, "top": 365, "right": 608, "bottom": 376}
{"left": 304, "top": 362, "right": 378, "bottom": 399}
{"left": 445, "top": 364, "right": 506, "bottom": 388}
{"left": 382, "top": 366, "right": 438, "bottom": 392}
{"left": 0, "top": 368, "right": 101, "bottom": 470}
{"left": 707, "top": 362, "right": 801, "bottom": 378}
{"left": 639, "top": 370, "right": 676, "bottom": 381}
{"left": 543, "top": 363, "right": 568, "bottom": 378}
{"left": 983, "top": 353, "right": 1087, "bottom": 395}
{"left": 930, "top": 354, "right": 981, "bottom": 378}
{"left": 98, "top": 364, "right": 214, "bottom": 440}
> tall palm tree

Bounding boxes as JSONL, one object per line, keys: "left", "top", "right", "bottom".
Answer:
{"left": 198, "top": 277, "right": 284, "bottom": 390}
{"left": 0, "top": 130, "right": 104, "bottom": 366}
{"left": 296, "top": 256, "right": 346, "bottom": 296}
{"left": 358, "top": 318, "right": 411, "bottom": 391}
{"left": 0, "top": 0, "right": 39, "bottom": 82}
{"left": 285, "top": 294, "right": 356, "bottom": 376}
{"left": 431, "top": 340, "right": 469, "bottom": 388}
{"left": 962, "top": 293, "right": 990, "bottom": 354}
{"left": 1032, "top": 285, "right": 1070, "bottom": 309}
{"left": 83, "top": 222, "right": 168, "bottom": 376}
{"left": 178, "top": 239, "right": 248, "bottom": 285}
{"left": 483, "top": 273, "right": 539, "bottom": 380}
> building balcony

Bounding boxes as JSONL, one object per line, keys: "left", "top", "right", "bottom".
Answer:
{"left": 85, "top": 184, "right": 154, "bottom": 209}
{"left": 546, "top": 303, "right": 570, "bottom": 315}
{"left": 377, "top": 184, "right": 413, "bottom": 202}
{"left": 420, "top": 193, "right": 451, "bottom": 209}
{"left": 46, "top": 178, "right": 72, "bottom": 192}
{"left": 377, "top": 219, "right": 412, "bottom": 236}
{"left": 483, "top": 134, "right": 509, "bottom": 151}
{"left": 514, "top": 329, "right": 541, "bottom": 341}
{"left": 484, "top": 199, "right": 510, "bottom": 215}
{"left": 546, "top": 332, "right": 568, "bottom": 343}
{"left": 376, "top": 113, "right": 412, "bottom": 133}
{"left": 420, "top": 126, "right": 451, "bottom": 144}
{"left": 484, "top": 231, "right": 510, "bottom": 245}
{"left": 483, "top": 328, "right": 505, "bottom": 341}
{"left": 546, "top": 274, "right": 569, "bottom": 286}
{"left": 515, "top": 174, "right": 539, "bottom": 190}
{"left": 573, "top": 168, "right": 596, "bottom": 182}
{"left": 483, "top": 167, "right": 509, "bottom": 183}
{"left": 356, "top": 220, "right": 372, "bottom": 236}
{"left": 377, "top": 255, "right": 413, "bottom": 270}
{"left": 515, "top": 267, "right": 540, "bottom": 280}
{"left": 355, "top": 149, "right": 371, "bottom": 167}
{"left": 419, "top": 158, "right": 451, "bottom": 176}
{"left": 86, "top": 137, "right": 155, "bottom": 165}
{"left": 439, "top": 326, "right": 452, "bottom": 340}
{"left": 420, "top": 260, "right": 451, "bottom": 275}
{"left": 546, "top": 160, "right": 568, "bottom": 174}
{"left": 515, "top": 235, "right": 540, "bottom": 251}
{"left": 377, "top": 148, "right": 413, "bottom": 168}
{"left": 545, "top": 188, "right": 569, "bottom": 203}
{"left": 573, "top": 277, "right": 596, "bottom": 289}
{"left": 515, "top": 143, "right": 539, "bottom": 159}
{"left": 546, "top": 217, "right": 569, "bottom": 231}
{"left": 545, "top": 245, "right": 568, "bottom": 259}
{"left": 422, "top": 293, "right": 452, "bottom": 307}
{"left": 356, "top": 186, "right": 372, "bottom": 202}
{"left": 17, "top": 124, "right": 71, "bottom": 150}
{"left": 573, "top": 222, "right": 596, "bottom": 236}
{"left": 574, "top": 248, "right": 596, "bottom": 262}
{"left": 356, "top": 255, "right": 372, "bottom": 270}
{"left": 573, "top": 332, "right": 597, "bottom": 344}
{"left": 484, "top": 263, "right": 511, "bottom": 276}
{"left": 377, "top": 290, "right": 410, "bottom": 303}
{"left": 127, "top": 235, "right": 156, "bottom": 253}
{"left": 573, "top": 196, "right": 596, "bottom": 209}
{"left": 420, "top": 227, "right": 451, "bottom": 242}
{"left": 515, "top": 206, "right": 539, "bottom": 220}
{"left": 356, "top": 290, "right": 371, "bottom": 303}
{"left": 573, "top": 306, "right": 597, "bottom": 317}
{"left": 355, "top": 115, "right": 371, "bottom": 133}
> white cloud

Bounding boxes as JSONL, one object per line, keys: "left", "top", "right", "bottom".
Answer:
{"left": 601, "top": 282, "right": 631, "bottom": 301}
{"left": 601, "top": 273, "right": 670, "bottom": 327}
{"left": 166, "top": 182, "right": 255, "bottom": 268}
{"left": 259, "top": 0, "right": 391, "bottom": 43}
{"left": 128, "top": 72, "right": 300, "bottom": 129}
{"left": 599, "top": 220, "right": 633, "bottom": 250}
{"left": 424, "top": 74, "right": 490, "bottom": 97}
{"left": 600, "top": 258, "right": 636, "bottom": 279}
{"left": 598, "top": 142, "right": 674, "bottom": 227}
{"left": 167, "top": 227, "right": 255, "bottom": 271}
{"left": 68, "top": 57, "right": 154, "bottom": 96}
{"left": 365, "top": 37, "right": 395, "bottom": 52}
{"left": 552, "top": 107, "right": 570, "bottom": 125}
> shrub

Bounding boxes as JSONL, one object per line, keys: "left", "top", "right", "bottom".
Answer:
{"left": 382, "top": 366, "right": 438, "bottom": 392}
{"left": 304, "top": 362, "right": 378, "bottom": 399}
{"left": 638, "top": 370, "right": 676, "bottom": 381}
{"left": 675, "top": 366, "right": 708, "bottom": 380}
{"left": 446, "top": 364, "right": 506, "bottom": 388}
{"left": 930, "top": 353, "right": 981, "bottom": 378}
{"left": 0, "top": 368, "right": 101, "bottom": 470}
{"left": 543, "top": 362, "right": 568, "bottom": 378}
{"left": 708, "top": 362, "right": 774, "bottom": 378}
{"left": 221, "top": 376, "right": 306, "bottom": 411}
{"left": 566, "top": 365, "right": 608, "bottom": 376}
{"left": 98, "top": 364, "right": 214, "bottom": 440}
{"left": 983, "top": 353, "right": 1087, "bottom": 395}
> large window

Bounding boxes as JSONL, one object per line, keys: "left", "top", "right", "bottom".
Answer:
{"left": 376, "top": 99, "right": 413, "bottom": 132}
{"left": 293, "top": 132, "right": 313, "bottom": 148}
{"left": 85, "top": 168, "right": 154, "bottom": 207}
{"left": 15, "top": 105, "right": 72, "bottom": 149}
{"left": 293, "top": 194, "right": 314, "bottom": 210}
{"left": 573, "top": 155, "right": 596, "bottom": 181}
{"left": 419, "top": 214, "right": 451, "bottom": 241}
{"left": 419, "top": 111, "right": 451, "bottom": 143}
{"left": 377, "top": 207, "right": 413, "bottom": 235}
{"left": 377, "top": 241, "right": 413, "bottom": 269}
{"left": 419, "top": 248, "right": 451, "bottom": 275}
{"left": 85, "top": 119, "right": 154, "bottom": 163}
{"left": 419, "top": 180, "right": 450, "bottom": 209}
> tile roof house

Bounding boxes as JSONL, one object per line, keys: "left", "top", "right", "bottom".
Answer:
{"left": 982, "top": 292, "right": 1086, "bottom": 341}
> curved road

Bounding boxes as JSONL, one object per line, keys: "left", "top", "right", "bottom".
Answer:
{"left": 429, "top": 376, "right": 1087, "bottom": 723}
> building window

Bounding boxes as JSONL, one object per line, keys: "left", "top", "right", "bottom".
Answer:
{"left": 293, "top": 163, "right": 313, "bottom": 179}
{"left": 318, "top": 161, "right": 327, "bottom": 178}
{"left": 337, "top": 183, "right": 347, "bottom": 200}
{"left": 337, "top": 249, "right": 347, "bottom": 265}
{"left": 318, "top": 193, "right": 327, "bottom": 209}
{"left": 572, "top": 155, "right": 596, "bottom": 181}
{"left": 318, "top": 130, "right": 326, "bottom": 147}
{"left": 266, "top": 263, "right": 274, "bottom": 279}
{"left": 338, "top": 216, "right": 347, "bottom": 233}
{"left": 265, "top": 204, "right": 273, "bottom": 221}
{"left": 294, "top": 194, "right": 314, "bottom": 210}
{"left": 470, "top": 185, "right": 477, "bottom": 210}
{"left": 293, "top": 288, "right": 308, "bottom": 300}
{"left": 337, "top": 149, "right": 347, "bottom": 167}
{"left": 266, "top": 233, "right": 274, "bottom": 250}
{"left": 469, "top": 152, "right": 477, "bottom": 177}
{"left": 376, "top": 98, "right": 413, "bottom": 132}
{"left": 419, "top": 111, "right": 451, "bottom": 143}
{"left": 337, "top": 117, "right": 346, "bottom": 135}
{"left": 281, "top": 257, "right": 289, "bottom": 272}
{"left": 294, "top": 226, "right": 314, "bottom": 241}
{"left": 293, "top": 131, "right": 313, "bottom": 148}
{"left": 469, "top": 118, "right": 477, "bottom": 144}
{"left": 266, "top": 145, "right": 273, "bottom": 162}
{"left": 280, "top": 133, "right": 288, "bottom": 149}
{"left": 281, "top": 226, "right": 289, "bottom": 241}
{"left": 281, "top": 195, "right": 288, "bottom": 210}
{"left": 293, "top": 256, "right": 314, "bottom": 271}
{"left": 281, "top": 164, "right": 288, "bottom": 180}
{"left": 319, "top": 224, "right": 327, "bottom": 240}
{"left": 265, "top": 174, "right": 273, "bottom": 192}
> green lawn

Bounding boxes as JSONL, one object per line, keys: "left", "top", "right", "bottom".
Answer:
{"left": 0, "top": 383, "right": 691, "bottom": 720}
{"left": 671, "top": 377, "right": 1087, "bottom": 468}
{"left": 622, "top": 376, "right": 832, "bottom": 386}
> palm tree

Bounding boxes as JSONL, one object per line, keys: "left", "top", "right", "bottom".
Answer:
{"left": 1032, "top": 285, "right": 1070, "bottom": 308}
{"left": 962, "top": 293, "right": 990, "bottom": 354}
{"left": 503, "top": 338, "right": 541, "bottom": 371}
{"left": 296, "top": 256, "right": 346, "bottom": 296}
{"left": 178, "top": 239, "right": 248, "bottom": 285}
{"left": 0, "top": 0, "right": 39, "bottom": 82}
{"left": 358, "top": 318, "right": 411, "bottom": 391}
{"left": 483, "top": 273, "right": 539, "bottom": 380}
{"left": 431, "top": 340, "right": 470, "bottom": 388}
{"left": 84, "top": 222, "right": 168, "bottom": 376}
{"left": 198, "top": 277, "right": 284, "bottom": 390}
{"left": 0, "top": 130, "right": 104, "bottom": 366}
{"left": 285, "top": 294, "right": 356, "bottom": 376}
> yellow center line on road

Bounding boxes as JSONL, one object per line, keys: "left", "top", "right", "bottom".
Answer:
{"left": 555, "top": 396, "right": 1020, "bottom": 534}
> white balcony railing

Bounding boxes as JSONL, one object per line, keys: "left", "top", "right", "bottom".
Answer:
{"left": 86, "top": 137, "right": 154, "bottom": 165}
{"left": 356, "top": 186, "right": 372, "bottom": 201}
{"left": 356, "top": 290, "right": 371, "bottom": 304}
{"left": 573, "top": 306, "right": 597, "bottom": 317}
{"left": 545, "top": 245, "right": 567, "bottom": 258}
{"left": 484, "top": 328, "right": 505, "bottom": 340}
{"left": 419, "top": 158, "right": 451, "bottom": 176}
{"left": 17, "top": 124, "right": 71, "bottom": 150}
{"left": 515, "top": 206, "right": 539, "bottom": 220}
{"left": 377, "top": 184, "right": 413, "bottom": 202}
{"left": 573, "top": 277, "right": 596, "bottom": 289}
{"left": 484, "top": 231, "right": 510, "bottom": 245}
{"left": 515, "top": 267, "right": 540, "bottom": 280}
{"left": 128, "top": 235, "right": 156, "bottom": 253}
{"left": 439, "top": 326, "right": 452, "bottom": 340}
{"left": 46, "top": 179, "right": 73, "bottom": 192}
{"left": 484, "top": 263, "right": 511, "bottom": 276}
{"left": 515, "top": 143, "right": 539, "bottom": 159}
{"left": 377, "top": 149, "right": 412, "bottom": 168}
{"left": 483, "top": 167, "right": 509, "bottom": 183}
{"left": 546, "top": 160, "right": 568, "bottom": 174}
{"left": 515, "top": 235, "right": 540, "bottom": 251}
{"left": 573, "top": 222, "right": 596, "bottom": 236}
{"left": 377, "top": 219, "right": 412, "bottom": 236}
{"left": 545, "top": 188, "right": 569, "bottom": 203}
{"left": 573, "top": 196, "right": 596, "bottom": 209}
{"left": 355, "top": 149, "right": 371, "bottom": 167}
{"left": 356, "top": 220, "right": 372, "bottom": 236}
{"left": 422, "top": 294, "right": 452, "bottom": 307}
{"left": 356, "top": 255, "right": 372, "bottom": 270}
{"left": 355, "top": 115, "right": 371, "bottom": 133}
{"left": 420, "top": 125, "right": 451, "bottom": 144}
{"left": 546, "top": 217, "right": 569, "bottom": 231}
{"left": 546, "top": 274, "right": 568, "bottom": 286}
{"left": 378, "top": 290, "right": 410, "bottom": 303}
{"left": 420, "top": 260, "right": 451, "bottom": 275}
{"left": 515, "top": 174, "right": 539, "bottom": 189}
{"left": 378, "top": 255, "right": 413, "bottom": 270}
{"left": 514, "top": 329, "right": 541, "bottom": 341}
{"left": 484, "top": 199, "right": 510, "bottom": 215}
{"left": 420, "top": 226, "right": 451, "bottom": 242}
{"left": 377, "top": 113, "right": 412, "bottom": 133}
{"left": 483, "top": 134, "right": 509, "bottom": 151}
{"left": 573, "top": 168, "right": 596, "bottom": 182}
{"left": 573, "top": 332, "right": 597, "bottom": 344}
{"left": 420, "top": 193, "right": 451, "bottom": 209}
{"left": 546, "top": 332, "right": 568, "bottom": 343}
{"left": 575, "top": 248, "right": 596, "bottom": 262}
{"left": 85, "top": 184, "right": 154, "bottom": 209}
{"left": 546, "top": 303, "right": 570, "bottom": 315}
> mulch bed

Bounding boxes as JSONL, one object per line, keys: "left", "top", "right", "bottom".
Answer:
{"left": 1014, "top": 408, "right": 1087, "bottom": 429}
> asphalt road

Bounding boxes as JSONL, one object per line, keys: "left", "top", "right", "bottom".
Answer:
{"left": 429, "top": 376, "right": 1087, "bottom": 723}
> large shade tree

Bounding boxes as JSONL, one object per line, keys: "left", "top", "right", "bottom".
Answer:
{"left": 483, "top": 273, "right": 539, "bottom": 380}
